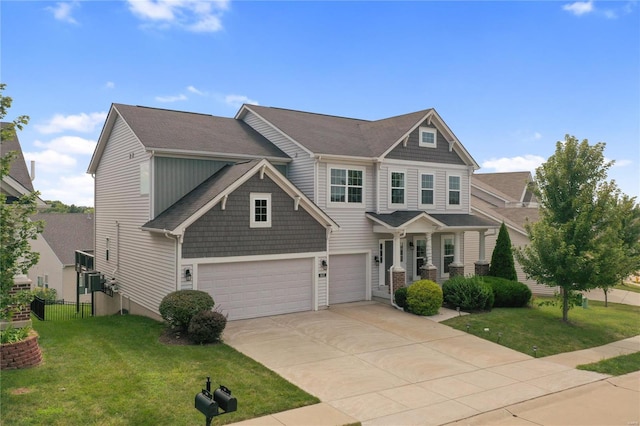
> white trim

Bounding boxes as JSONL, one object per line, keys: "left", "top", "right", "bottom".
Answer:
{"left": 389, "top": 169, "right": 407, "bottom": 208}
{"left": 183, "top": 251, "right": 327, "bottom": 265}
{"left": 447, "top": 173, "right": 462, "bottom": 209}
{"left": 381, "top": 158, "right": 471, "bottom": 170}
{"left": 250, "top": 192, "right": 271, "bottom": 228}
{"left": 327, "top": 164, "right": 365, "bottom": 208}
{"left": 418, "top": 170, "right": 436, "bottom": 210}
{"left": 418, "top": 126, "right": 437, "bottom": 148}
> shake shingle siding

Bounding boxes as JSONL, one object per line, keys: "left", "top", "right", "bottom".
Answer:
{"left": 242, "top": 111, "right": 315, "bottom": 200}
{"left": 386, "top": 122, "right": 467, "bottom": 165}
{"left": 153, "top": 157, "right": 230, "bottom": 216}
{"left": 182, "top": 174, "right": 326, "bottom": 258}
{"left": 94, "top": 116, "right": 176, "bottom": 316}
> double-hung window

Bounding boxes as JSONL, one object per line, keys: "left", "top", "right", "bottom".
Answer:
{"left": 420, "top": 173, "right": 435, "bottom": 207}
{"left": 448, "top": 175, "right": 461, "bottom": 206}
{"left": 390, "top": 171, "right": 406, "bottom": 206}
{"left": 330, "top": 167, "right": 363, "bottom": 204}
{"left": 250, "top": 193, "right": 271, "bottom": 228}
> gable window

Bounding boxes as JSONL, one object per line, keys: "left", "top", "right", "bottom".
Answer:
{"left": 330, "top": 167, "right": 363, "bottom": 204}
{"left": 448, "top": 175, "right": 461, "bottom": 206}
{"left": 419, "top": 127, "right": 437, "bottom": 148}
{"left": 420, "top": 173, "right": 435, "bottom": 207}
{"left": 390, "top": 171, "right": 405, "bottom": 205}
{"left": 250, "top": 193, "right": 271, "bottom": 228}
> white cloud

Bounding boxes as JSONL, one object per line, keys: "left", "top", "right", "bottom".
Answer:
{"left": 34, "top": 136, "right": 97, "bottom": 155}
{"left": 481, "top": 155, "right": 546, "bottom": 173}
{"left": 563, "top": 0, "right": 594, "bottom": 15}
{"left": 126, "top": 0, "right": 229, "bottom": 33}
{"left": 105, "top": 81, "right": 115, "bottom": 89}
{"left": 225, "top": 94, "right": 259, "bottom": 108}
{"left": 47, "top": 1, "right": 79, "bottom": 24}
{"left": 39, "top": 173, "right": 95, "bottom": 207}
{"left": 187, "top": 85, "right": 206, "bottom": 96}
{"left": 24, "top": 150, "right": 77, "bottom": 173}
{"left": 611, "top": 158, "right": 632, "bottom": 168}
{"left": 155, "top": 93, "right": 188, "bottom": 103}
{"left": 36, "top": 112, "right": 107, "bottom": 134}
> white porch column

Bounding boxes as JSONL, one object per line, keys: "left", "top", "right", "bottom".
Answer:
{"left": 392, "top": 232, "right": 404, "bottom": 271}
{"left": 425, "top": 232, "right": 433, "bottom": 267}
{"left": 452, "top": 231, "right": 462, "bottom": 266}
{"left": 478, "top": 230, "right": 486, "bottom": 263}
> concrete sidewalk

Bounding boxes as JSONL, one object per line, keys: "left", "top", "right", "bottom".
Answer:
{"left": 227, "top": 302, "right": 639, "bottom": 426}
{"left": 581, "top": 288, "right": 640, "bottom": 306}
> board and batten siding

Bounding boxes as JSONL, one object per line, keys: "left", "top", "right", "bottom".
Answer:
{"left": 153, "top": 157, "right": 230, "bottom": 217}
{"left": 94, "top": 115, "right": 177, "bottom": 316}
{"left": 241, "top": 111, "right": 315, "bottom": 199}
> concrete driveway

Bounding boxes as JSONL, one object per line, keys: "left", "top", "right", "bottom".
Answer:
{"left": 224, "top": 302, "right": 610, "bottom": 425}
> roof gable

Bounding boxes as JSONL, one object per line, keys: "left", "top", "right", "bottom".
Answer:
{"left": 32, "top": 213, "right": 94, "bottom": 265}
{"left": 1, "top": 122, "right": 35, "bottom": 192}
{"left": 473, "top": 172, "right": 534, "bottom": 203}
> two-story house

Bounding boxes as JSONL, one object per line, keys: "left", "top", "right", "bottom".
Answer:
{"left": 88, "top": 104, "right": 498, "bottom": 320}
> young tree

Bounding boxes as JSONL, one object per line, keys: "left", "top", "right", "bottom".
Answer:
{"left": 515, "top": 135, "right": 615, "bottom": 322}
{"left": 489, "top": 222, "right": 518, "bottom": 281}
{"left": 0, "top": 84, "right": 43, "bottom": 321}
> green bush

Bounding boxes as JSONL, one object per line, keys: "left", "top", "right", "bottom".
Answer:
{"left": 489, "top": 222, "right": 518, "bottom": 281}
{"left": 159, "top": 290, "right": 214, "bottom": 331}
{"left": 394, "top": 286, "right": 408, "bottom": 310}
{"left": 188, "top": 310, "right": 227, "bottom": 344}
{"left": 33, "top": 287, "right": 57, "bottom": 303}
{"left": 482, "top": 276, "right": 532, "bottom": 307}
{"left": 442, "top": 276, "right": 494, "bottom": 311}
{"left": 406, "top": 280, "right": 443, "bottom": 316}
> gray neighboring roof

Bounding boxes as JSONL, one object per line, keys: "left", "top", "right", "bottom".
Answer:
{"left": 1, "top": 122, "right": 34, "bottom": 192}
{"left": 32, "top": 213, "right": 94, "bottom": 266}
{"left": 473, "top": 172, "right": 533, "bottom": 203}
{"left": 367, "top": 211, "right": 498, "bottom": 229}
{"left": 246, "top": 105, "right": 432, "bottom": 158}
{"left": 142, "top": 160, "right": 259, "bottom": 231}
{"left": 112, "top": 104, "right": 290, "bottom": 159}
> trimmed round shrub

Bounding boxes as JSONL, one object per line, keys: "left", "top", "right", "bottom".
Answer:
{"left": 406, "top": 280, "right": 443, "bottom": 316}
{"left": 482, "top": 276, "right": 531, "bottom": 307}
{"left": 188, "top": 310, "right": 227, "bottom": 344}
{"left": 442, "top": 276, "right": 494, "bottom": 312}
{"left": 159, "top": 290, "right": 214, "bottom": 330}
{"left": 394, "top": 286, "right": 408, "bottom": 310}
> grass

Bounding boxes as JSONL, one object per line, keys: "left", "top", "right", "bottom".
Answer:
{"left": 1, "top": 315, "right": 319, "bottom": 426}
{"left": 442, "top": 299, "right": 640, "bottom": 358}
{"left": 577, "top": 352, "right": 640, "bottom": 376}
{"left": 615, "top": 282, "right": 640, "bottom": 294}
{"left": 38, "top": 302, "right": 92, "bottom": 320}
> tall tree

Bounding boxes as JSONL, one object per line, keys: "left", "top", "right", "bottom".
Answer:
{"left": 515, "top": 135, "right": 615, "bottom": 322}
{"left": 489, "top": 222, "right": 518, "bottom": 281}
{"left": 0, "top": 84, "right": 43, "bottom": 320}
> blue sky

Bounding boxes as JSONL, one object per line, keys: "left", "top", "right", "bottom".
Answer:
{"left": 1, "top": 0, "right": 638, "bottom": 206}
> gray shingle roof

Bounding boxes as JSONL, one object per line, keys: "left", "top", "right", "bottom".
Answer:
{"left": 142, "top": 160, "right": 260, "bottom": 232}
{"left": 247, "top": 105, "right": 432, "bottom": 157}
{"left": 113, "top": 104, "right": 289, "bottom": 159}
{"left": 473, "top": 172, "right": 533, "bottom": 203}
{"left": 367, "top": 211, "right": 498, "bottom": 229}
{"left": 1, "top": 122, "right": 34, "bottom": 192}
{"left": 366, "top": 211, "right": 425, "bottom": 227}
{"left": 32, "top": 213, "right": 94, "bottom": 265}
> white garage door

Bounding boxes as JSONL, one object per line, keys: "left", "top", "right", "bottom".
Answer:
{"left": 198, "top": 258, "right": 313, "bottom": 320}
{"left": 329, "top": 254, "right": 367, "bottom": 304}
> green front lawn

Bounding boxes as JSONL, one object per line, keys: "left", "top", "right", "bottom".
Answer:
{"left": 1, "top": 315, "right": 318, "bottom": 426}
{"left": 442, "top": 299, "right": 640, "bottom": 358}
{"left": 577, "top": 352, "right": 640, "bottom": 376}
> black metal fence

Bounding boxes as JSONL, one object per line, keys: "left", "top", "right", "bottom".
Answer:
{"left": 31, "top": 297, "right": 92, "bottom": 321}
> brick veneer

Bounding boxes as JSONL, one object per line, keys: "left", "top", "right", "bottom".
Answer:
{"left": 9, "top": 280, "right": 32, "bottom": 322}
{"left": 1, "top": 331, "right": 42, "bottom": 370}
{"left": 392, "top": 270, "right": 406, "bottom": 294}
{"left": 474, "top": 262, "right": 490, "bottom": 276}
{"left": 420, "top": 266, "right": 437, "bottom": 281}
{"left": 449, "top": 265, "right": 465, "bottom": 278}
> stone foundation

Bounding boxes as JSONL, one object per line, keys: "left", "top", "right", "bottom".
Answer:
{"left": 475, "top": 262, "right": 490, "bottom": 276}
{"left": 1, "top": 331, "right": 42, "bottom": 370}
{"left": 392, "top": 270, "right": 406, "bottom": 294}
{"left": 449, "top": 265, "right": 465, "bottom": 278}
{"left": 420, "top": 266, "right": 437, "bottom": 281}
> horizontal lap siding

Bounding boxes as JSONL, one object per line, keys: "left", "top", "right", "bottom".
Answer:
{"left": 95, "top": 116, "right": 176, "bottom": 316}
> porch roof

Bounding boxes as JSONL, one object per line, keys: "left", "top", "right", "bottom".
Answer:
{"left": 366, "top": 211, "right": 499, "bottom": 231}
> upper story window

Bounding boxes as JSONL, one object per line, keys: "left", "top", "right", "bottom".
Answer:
{"left": 140, "top": 162, "right": 150, "bottom": 195}
{"left": 419, "top": 127, "right": 437, "bottom": 148}
{"left": 250, "top": 193, "right": 271, "bottom": 228}
{"left": 330, "top": 167, "right": 363, "bottom": 205}
{"left": 420, "top": 173, "right": 435, "bottom": 207}
{"left": 448, "top": 175, "right": 461, "bottom": 206}
{"left": 390, "top": 171, "right": 406, "bottom": 206}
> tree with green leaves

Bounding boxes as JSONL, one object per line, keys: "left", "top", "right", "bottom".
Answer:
{"left": 489, "top": 222, "right": 518, "bottom": 281}
{"left": 515, "top": 135, "right": 623, "bottom": 322}
{"left": 0, "top": 83, "right": 43, "bottom": 321}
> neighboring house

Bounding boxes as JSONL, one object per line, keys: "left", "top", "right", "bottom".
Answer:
{"left": 88, "top": 104, "right": 498, "bottom": 321}
{"left": 0, "top": 122, "right": 46, "bottom": 207}
{"left": 28, "top": 213, "right": 94, "bottom": 302}
{"left": 466, "top": 171, "right": 555, "bottom": 295}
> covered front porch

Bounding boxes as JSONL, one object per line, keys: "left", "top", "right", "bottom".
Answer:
{"left": 366, "top": 211, "right": 499, "bottom": 299}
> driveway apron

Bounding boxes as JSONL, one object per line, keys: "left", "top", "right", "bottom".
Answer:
{"left": 224, "top": 302, "right": 609, "bottom": 425}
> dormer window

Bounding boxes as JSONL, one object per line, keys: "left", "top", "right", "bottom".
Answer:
{"left": 250, "top": 193, "right": 271, "bottom": 228}
{"left": 419, "top": 127, "right": 437, "bottom": 148}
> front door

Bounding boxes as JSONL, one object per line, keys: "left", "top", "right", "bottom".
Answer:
{"left": 414, "top": 238, "right": 426, "bottom": 280}
{"left": 379, "top": 239, "right": 406, "bottom": 286}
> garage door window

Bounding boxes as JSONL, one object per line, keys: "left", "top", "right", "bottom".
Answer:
{"left": 250, "top": 193, "right": 271, "bottom": 228}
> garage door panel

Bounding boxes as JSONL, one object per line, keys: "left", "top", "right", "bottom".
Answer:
{"left": 199, "top": 258, "right": 313, "bottom": 320}
{"left": 329, "top": 254, "right": 367, "bottom": 304}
